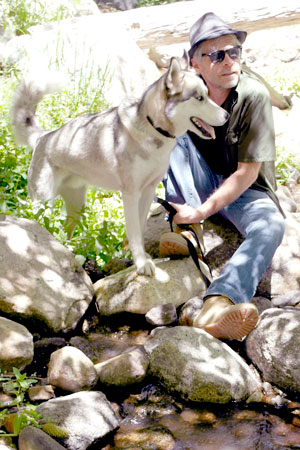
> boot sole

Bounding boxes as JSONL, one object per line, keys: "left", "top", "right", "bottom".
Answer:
{"left": 159, "top": 232, "right": 190, "bottom": 256}
{"left": 200, "top": 304, "right": 258, "bottom": 340}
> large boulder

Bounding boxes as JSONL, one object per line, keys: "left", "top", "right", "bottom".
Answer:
{"left": 245, "top": 308, "right": 300, "bottom": 394}
{"left": 94, "top": 257, "right": 207, "bottom": 316}
{"left": 144, "top": 326, "right": 261, "bottom": 403}
{"left": 0, "top": 317, "right": 33, "bottom": 371}
{"left": 36, "top": 391, "right": 120, "bottom": 450}
{"left": 0, "top": 216, "right": 94, "bottom": 333}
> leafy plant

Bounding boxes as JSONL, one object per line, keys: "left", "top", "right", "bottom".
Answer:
{"left": 2, "top": 0, "right": 74, "bottom": 35}
{"left": 0, "top": 367, "right": 40, "bottom": 437}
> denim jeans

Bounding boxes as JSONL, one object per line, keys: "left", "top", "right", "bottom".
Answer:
{"left": 163, "top": 134, "right": 286, "bottom": 304}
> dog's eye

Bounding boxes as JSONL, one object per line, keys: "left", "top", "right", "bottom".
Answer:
{"left": 197, "top": 96, "right": 204, "bottom": 101}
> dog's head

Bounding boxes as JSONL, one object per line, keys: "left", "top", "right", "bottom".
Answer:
{"left": 164, "top": 53, "right": 229, "bottom": 139}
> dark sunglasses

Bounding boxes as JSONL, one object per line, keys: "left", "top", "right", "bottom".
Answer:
{"left": 201, "top": 45, "right": 242, "bottom": 64}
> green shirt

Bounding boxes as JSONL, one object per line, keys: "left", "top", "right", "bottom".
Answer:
{"left": 188, "top": 70, "right": 283, "bottom": 215}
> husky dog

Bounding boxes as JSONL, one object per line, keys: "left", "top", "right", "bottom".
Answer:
{"left": 11, "top": 54, "right": 228, "bottom": 276}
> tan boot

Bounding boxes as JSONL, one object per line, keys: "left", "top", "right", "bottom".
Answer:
{"left": 193, "top": 295, "right": 259, "bottom": 340}
{"left": 159, "top": 223, "right": 204, "bottom": 257}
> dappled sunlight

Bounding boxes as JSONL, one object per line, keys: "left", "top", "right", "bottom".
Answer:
{"left": 0, "top": 216, "right": 92, "bottom": 332}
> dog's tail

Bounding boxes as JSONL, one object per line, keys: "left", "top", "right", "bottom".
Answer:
{"left": 11, "top": 73, "right": 64, "bottom": 148}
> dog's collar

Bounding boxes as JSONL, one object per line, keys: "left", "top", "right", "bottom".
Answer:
{"left": 146, "top": 116, "right": 176, "bottom": 139}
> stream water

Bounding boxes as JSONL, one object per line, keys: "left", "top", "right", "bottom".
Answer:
{"left": 31, "top": 308, "right": 300, "bottom": 450}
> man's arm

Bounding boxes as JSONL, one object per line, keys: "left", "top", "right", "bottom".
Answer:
{"left": 170, "top": 161, "right": 261, "bottom": 224}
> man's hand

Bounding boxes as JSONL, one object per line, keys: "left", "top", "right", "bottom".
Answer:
{"left": 169, "top": 202, "right": 203, "bottom": 224}
{"left": 169, "top": 161, "right": 261, "bottom": 225}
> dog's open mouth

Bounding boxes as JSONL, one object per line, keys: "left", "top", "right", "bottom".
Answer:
{"left": 190, "top": 117, "right": 216, "bottom": 139}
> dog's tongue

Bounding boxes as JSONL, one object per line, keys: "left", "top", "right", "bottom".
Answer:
{"left": 194, "top": 117, "right": 216, "bottom": 139}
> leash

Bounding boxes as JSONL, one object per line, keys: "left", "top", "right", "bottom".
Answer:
{"left": 154, "top": 196, "right": 212, "bottom": 288}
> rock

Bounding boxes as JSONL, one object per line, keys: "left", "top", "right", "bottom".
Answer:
{"left": 265, "top": 214, "right": 300, "bottom": 295}
{"left": 0, "top": 317, "right": 33, "bottom": 371}
{"left": 272, "top": 290, "right": 300, "bottom": 307}
{"left": 145, "top": 303, "right": 177, "bottom": 326}
{"left": 116, "top": 1, "right": 300, "bottom": 49}
{"left": 251, "top": 296, "right": 273, "bottom": 314}
{"left": 179, "top": 296, "right": 203, "bottom": 326}
{"left": 97, "top": 0, "right": 138, "bottom": 10}
{"left": 47, "top": 346, "right": 98, "bottom": 392}
{"left": 245, "top": 308, "right": 300, "bottom": 393}
{"left": 95, "top": 347, "right": 149, "bottom": 386}
{"left": 19, "top": 426, "right": 66, "bottom": 450}
{"left": 276, "top": 185, "right": 297, "bottom": 213}
{"left": 144, "top": 326, "right": 261, "bottom": 403}
{"left": 28, "top": 385, "right": 55, "bottom": 402}
{"left": 114, "top": 425, "right": 176, "bottom": 450}
{"left": 94, "top": 257, "right": 207, "bottom": 315}
{"left": 36, "top": 391, "right": 120, "bottom": 450}
{"left": 0, "top": 216, "right": 94, "bottom": 333}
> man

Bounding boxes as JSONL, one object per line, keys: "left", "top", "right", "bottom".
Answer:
{"left": 160, "top": 12, "right": 286, "bottom": 340}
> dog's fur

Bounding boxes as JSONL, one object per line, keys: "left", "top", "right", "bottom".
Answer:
{"left": 11, "top": 54, "right": 228, "bottom": 275}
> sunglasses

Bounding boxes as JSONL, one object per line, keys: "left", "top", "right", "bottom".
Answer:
{"left": 201, "top": 45, "right": 242, "bottom": 64}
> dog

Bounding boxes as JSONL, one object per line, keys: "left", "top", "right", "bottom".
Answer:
{"left": 11, "top": 53, "right": 229, "bottom": 276}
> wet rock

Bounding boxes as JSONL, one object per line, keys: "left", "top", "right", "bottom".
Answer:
{"left": 47, "top": 346, "right": 97, "bottom": 392}
{"left": 144, "top": 326, "right": 261, "bottom": 403}
{"left": 36, "top": 391, "right": 120, "bottom": 450}
{"left": 114, "top": 425, "right": 175, "bottom": 450}
{"left": 28, "top": 385, "right": 55, "bottom": 402}
{"left": 18, "top": 425, "right": 66, "bottom": 450}
{"left": 246, "top": 308, "right": 300, "bottom": 393}
{"left": 94, "top": 258, "right": 207, "bottom": 315}
{"left": 95, "top": 347, "right": 149, "bottom": 386}
{"left": 145, "top": 303, "right": 177, "bottom": 326}
{"left": 0, "top": 317, "right": 33, "bottom": 371}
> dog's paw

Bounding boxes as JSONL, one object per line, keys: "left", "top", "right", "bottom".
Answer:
{"left": 136, "top": 259, "right": 156, "bottom": 276}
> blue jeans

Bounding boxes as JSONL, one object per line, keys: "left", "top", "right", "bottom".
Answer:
{"left": 163, "top": 134, "right": 285, "bottom": 304}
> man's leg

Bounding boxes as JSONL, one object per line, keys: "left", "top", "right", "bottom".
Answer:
{"left": 163, "top": 133, "right": 285, "bottom": 339}
{"left": 205, "top": 188, "right": 286, "bottom": 304}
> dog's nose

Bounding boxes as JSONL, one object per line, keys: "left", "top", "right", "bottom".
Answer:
{"left": 224, "top": 111, "right": 230, "bottom": 121}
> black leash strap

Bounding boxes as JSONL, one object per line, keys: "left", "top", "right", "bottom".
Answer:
{"left": 153, "top": 195, "right": 177, "bottom": 232}
{"left": 154, "top": 196, "right": 212, "bottom": 288}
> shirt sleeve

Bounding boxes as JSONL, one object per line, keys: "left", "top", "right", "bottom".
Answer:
{"left": 237, "top": 78, "right": 276, "bottom": 163}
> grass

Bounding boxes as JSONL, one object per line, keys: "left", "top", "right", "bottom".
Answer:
{"left": 1, "top": 0, "right": 300, "bottom": 271}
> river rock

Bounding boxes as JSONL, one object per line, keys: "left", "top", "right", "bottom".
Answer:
{"left": 0, "top": 317, "right": 33, "bottom": 371}
{"left": 18, "top": 426, "right": 66, "bottom": 450}
{"left": 0, "top": 216, "right": 94, "bottom": 333}
{"left": 144, "top": 326, "right": 261, "bottom": 403}
{"left": 95, "top": 347, "right": 149, "bottom": 386}
{"left": 94, "top": 257, "right": 207, "bottom": 315}
{"left": 245, "top": 308, "right": 300, "bottom": 394}
{"left": 36, "top": 391, "right": 120, "bottom": 450}
{"left": 47, "top": 346, "right": 98, "bottom": 392}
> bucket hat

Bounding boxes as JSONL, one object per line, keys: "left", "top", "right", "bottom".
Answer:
{"left": 188, "top": 12, "right": 247, "bottom": 59}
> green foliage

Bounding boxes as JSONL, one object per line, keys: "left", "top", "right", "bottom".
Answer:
{"left": 2, "top": 0, "right": 74, "bottom": 35}
{"left": 0, "top": 368, "right": 41, "bottom": 437}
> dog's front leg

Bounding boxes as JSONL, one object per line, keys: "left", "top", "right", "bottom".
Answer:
{"left": 122, "top": 192, "right": 155, "bottom": 276}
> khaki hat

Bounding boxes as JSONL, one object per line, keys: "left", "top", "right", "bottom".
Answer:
{"left": 189, "top": 12, "right": 247, "bottom": 59}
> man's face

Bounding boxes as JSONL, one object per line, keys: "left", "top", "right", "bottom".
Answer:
{"left": 191, "top": 35, "right": 241, "bottom": 91}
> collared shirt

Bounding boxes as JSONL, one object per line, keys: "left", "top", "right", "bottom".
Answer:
{"left": 188, "top": 70, "right": 283, "bottom": 214}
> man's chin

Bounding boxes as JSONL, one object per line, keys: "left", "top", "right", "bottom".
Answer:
{"left": 222, "top": 73, "right": 239, "bottom": 89}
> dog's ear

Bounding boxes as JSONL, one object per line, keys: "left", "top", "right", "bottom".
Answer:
{"left": 165, "top": 57, "right": 184, "bottom": 96}
{"left": 179, "top": 50, "right": 190, "bottom": 71}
